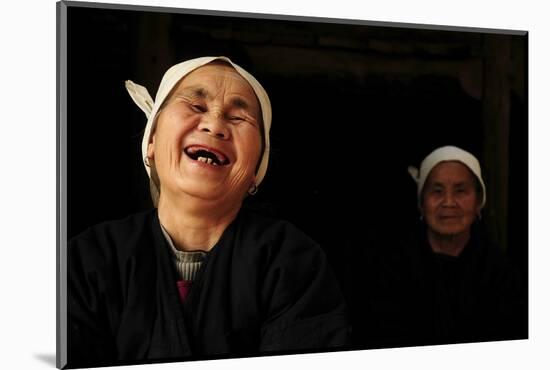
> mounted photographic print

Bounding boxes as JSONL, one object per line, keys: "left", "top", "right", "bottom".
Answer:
{"left": 57, "top": 0, "right": 528, "bottom": 368}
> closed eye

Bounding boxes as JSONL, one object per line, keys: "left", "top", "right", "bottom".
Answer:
{"left": 191, "top": 104, "right": 206, "bottom": 113}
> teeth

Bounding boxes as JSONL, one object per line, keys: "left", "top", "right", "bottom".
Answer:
{"left": 186, "top": 146, "right": 228, "bottom": 165}
{"left": 197, "top": 156, "right": 217, "bottom": 165}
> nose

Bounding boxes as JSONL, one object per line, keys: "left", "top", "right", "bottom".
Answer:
{"left": 197, "top": 113, "right": 229, "bottom": 139}
{"left": 442, "top": 192, "right": 456, "bottom": 206}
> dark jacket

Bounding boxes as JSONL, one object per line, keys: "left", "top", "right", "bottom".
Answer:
{"left": 67, "top": 208, "right": 350, "bottom": 368}
{"left": 350, "top": 223, "right": 527, "bottom": 348}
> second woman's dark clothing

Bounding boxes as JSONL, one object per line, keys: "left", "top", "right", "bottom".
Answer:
{"left": 349, "top": 224, "right": 526, "bottom": 348}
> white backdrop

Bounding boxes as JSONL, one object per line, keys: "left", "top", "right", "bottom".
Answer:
{"left": 0, "top": 0, "right": 547, "bottom": 369}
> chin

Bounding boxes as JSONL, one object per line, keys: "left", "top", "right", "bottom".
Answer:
{"left": 185, "top": 186, "right": 224, "bottom": 200}
{"left": 165, "top": 179, "right": 216, "bottom": 199}
{"left": 433, "top": 226, "right": 469, "bottom": 238}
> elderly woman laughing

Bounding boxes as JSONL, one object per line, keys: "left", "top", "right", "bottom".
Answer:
{"left": 67, "top": 57, "right": 350, "bottom": 367}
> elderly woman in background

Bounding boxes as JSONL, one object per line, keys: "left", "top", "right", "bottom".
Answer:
{"left": 351, "top": 145, "right": 526, "bottom": 348}
{"left": 409, "top": 145, "right": 487, "bottom": 258}
{"left": 67, "top": 56, "right": 349, "bottom": 367}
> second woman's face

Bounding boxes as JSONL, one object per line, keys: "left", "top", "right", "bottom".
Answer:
{"left": 148, "top": 62, "right": 263, "bottom": 204}
{"left": 421, "top": 161, "right": 482, "bottom": 239}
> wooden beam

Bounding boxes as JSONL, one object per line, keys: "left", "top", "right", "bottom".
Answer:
{"left": 481, "top": 34, "right": 511, "bottom": 251}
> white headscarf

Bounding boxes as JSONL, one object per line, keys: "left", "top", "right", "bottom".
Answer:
{"left": 407, "top": 145, "right": 486, "bottom": 208}
{"left": 125, "top": 56, "right": 272, "bottom": 207}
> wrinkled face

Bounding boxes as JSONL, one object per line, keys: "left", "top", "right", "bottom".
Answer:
{"left": 421, "top": 161, "right": 482, "bottom": 239}
{"left": 147, "top": 62, "right": 262, "bottom": 204}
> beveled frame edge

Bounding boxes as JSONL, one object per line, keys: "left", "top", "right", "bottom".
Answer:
{"left": 57, "top": 1, "right": 68, "bottom": 368}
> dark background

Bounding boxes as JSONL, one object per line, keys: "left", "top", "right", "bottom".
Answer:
{"left": 66, "top": 3, "right": 527, "bottom": 314}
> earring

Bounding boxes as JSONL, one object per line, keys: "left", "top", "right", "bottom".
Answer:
{"left": 144, "top": 156, "right": 151, "bottom": 167}
{"left": 248, "top": 184, "right": 258, "bottom": 195}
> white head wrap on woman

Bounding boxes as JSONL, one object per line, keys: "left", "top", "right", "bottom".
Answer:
{"left": 407, "top": 145, "right": 486, "bottom": 208}
{"left": 125, "top": 56, "right": 272, "bottom": 207}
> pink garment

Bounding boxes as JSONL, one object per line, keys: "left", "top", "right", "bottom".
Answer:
{"left": 177, "top": 280, "right": 193, "bottom": 303}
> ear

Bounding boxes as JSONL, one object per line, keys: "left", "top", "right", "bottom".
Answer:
{"left": 247, "top": 175, "right": 258, "bottom": 195}
{"left": 476, "top": 203, "right": 483, "bottom": 219}
{"left": 147, "top": 134, "right": 156, "bottom": 159}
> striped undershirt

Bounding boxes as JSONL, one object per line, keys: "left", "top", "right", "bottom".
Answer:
{"left": 160, "top": 224, "right": 206, "bottom": 281}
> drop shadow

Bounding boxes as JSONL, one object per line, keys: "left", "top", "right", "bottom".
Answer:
{"left": 34, "top": 353, "right": 57, "bottom": 367}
